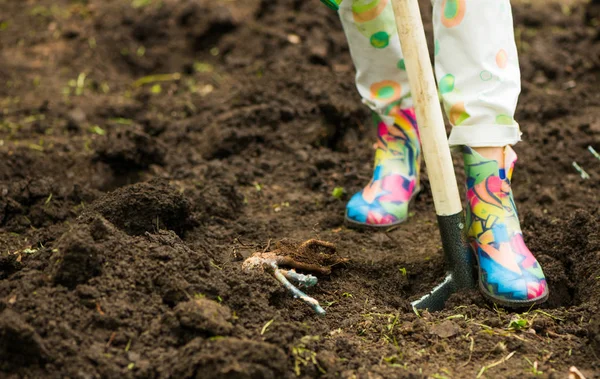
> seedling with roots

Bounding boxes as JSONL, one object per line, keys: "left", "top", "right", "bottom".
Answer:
{"left": 242, "top": 239, "right": 348, "bottom": 315}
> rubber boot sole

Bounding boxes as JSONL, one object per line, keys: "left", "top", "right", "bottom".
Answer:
{"left": 473, "top": 249, "right": 549, "bottom": 308}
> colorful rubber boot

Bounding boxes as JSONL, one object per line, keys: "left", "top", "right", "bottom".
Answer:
{"left": 464, "top": 146, "right": 549, "bottom": 307}
{"left": 345, "top": 108, "right": 421, "bottom": 228}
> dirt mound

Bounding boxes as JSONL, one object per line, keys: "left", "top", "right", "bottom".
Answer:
{"left": 51, "top": 223, "right": 104, "bottom": 289}
{"left": 94, "top": 127, "right": 167, "bottom": 174}
{"left": 0, "top": 175, "right": 98, "bottom": 233}
{"left": 0, "top": 309, "right": 51, "bottom": 370}
{"left": 174, "top": 298, "right": 233, "bottom": 337}
{"left": 189, "top": 165, "right": 245, "bottom": 223}
{"left": 163, "top": 337, "right": 287, "bottom": 379}
{"left": 88, "top": 179, "right": 194, "bottom": 236}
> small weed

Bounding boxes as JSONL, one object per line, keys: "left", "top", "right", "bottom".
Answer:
{"left": 342, "top": 292, "right": 353, "bottom": 298}
{"left": 508, "top": 310, "right": 538, "bottom": 331}
{"left": 382, "top": 355, "right": 405, "bottom": 368}
{"left": 133, "top": 73, "right": 181, "bottom": 87}
{"left": 30, "top": 6, "right": 53, "bottom": 17}
{"left": 23, "top": 114, "right": 45, "bottom": 124}
{"left": 534, "top": 309, "right": 564, "bottom": 322}
{"left": 508, "top": 315, "right": 529, "bottom": 331}
{"left": 132, "top": 0, "right": 152, "bottom": 8}
{"left": 476, "top": 351, "right": 515, "bottom": 378}
{"left": 63, "top": 73, "right": 88, "bottom": 97}
{"left": 261, "top": 319, "right": 274, "bottom": 335}
{"left": 292, "top": 336, "right": 325, "bottom": 376}
{"left": 272, "top": 202, "right": 290, "bottom": 213}
{"left": 89, "top": 125, "right": 106, "bottom": 136}
{"left": 194, "top": 62, "right": 214, "bottom": 73}
{"left": 109, "top": 118, "right": 132, "bottom": 126}
{"left": 75, "top": 73, "right": 86, "bottom": 95}
{"left": 21, "top": 247, "right": 38, "bottom": 255}
{"left": 524, "top": 357, "right": 543, "bottom": 376}
{"left": 331, "top": 187, "right": 345, "bottom": 200}
{"left": 28, "top": 143, "right": 44, "bottom": 152}
{"left": 150, "top": 84, "right": 162, "bottom": 94}
{"left": 398, "top": 267, "right": 407, "bottom": 276}
{"left": 386, "top": 313, "right": 400, "bottom": 333}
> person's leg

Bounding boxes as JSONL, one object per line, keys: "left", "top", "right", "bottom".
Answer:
{"left": 337, "top": 0, "right": 412, "bottom": 117}
{"left": 334, "top": 0, "right": 421, "bottom": 227}
{"left": 433, "top": 0, "right": 548, "bottom": 305}
{"left": 433, "top": 0, "right": 521, "bottom": 147}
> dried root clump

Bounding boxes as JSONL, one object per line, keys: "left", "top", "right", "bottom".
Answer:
{"left": 242, "top": 239, "right": 348, "bottom": 315}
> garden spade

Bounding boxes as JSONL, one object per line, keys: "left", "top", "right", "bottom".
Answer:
{"left": 390, "top": 0, "right": 476, "bottom": 311}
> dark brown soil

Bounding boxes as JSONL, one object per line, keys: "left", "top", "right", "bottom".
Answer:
{"left": 1, "top": 0, "right": 599, "bottom": 377}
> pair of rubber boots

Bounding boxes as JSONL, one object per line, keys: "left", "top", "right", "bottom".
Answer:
{"left": 345, "top": 108, "right": 548, "bottom": 307}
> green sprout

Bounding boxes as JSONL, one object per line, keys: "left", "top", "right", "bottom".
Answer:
{"left": 89, "top": 125, "right": 106, "bottom": 136}
{"left": 150, "top": 84, "right": 162, "bottom": 94}
{"left": 508, "top": 315, "right": 529, "bottom": 330}
{"left": 292, "top": 336, "right": 326, "bottom": 376}
{"left": 75, "top": 73, "right": 86, "bottom": 96}
{"left": 261, "top": 319, "right": 274, "bottom": 335}
{"left": 193, "top": 62, "right": 214, "bottom": 73}
{"left": 524, "top": 357, "right": 543, "bottom": 376}
{"left": 332, "top": 187, "right": 345, "bottom": 200}
{"left": 133, "top": 72, "right": 181, "bottom": 87}
{"left": 132, "top": 0, "right": 152, "bottom": 8}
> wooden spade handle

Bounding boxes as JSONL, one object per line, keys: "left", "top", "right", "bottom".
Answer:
{"left": 391, "top": 0, "right": 463, "bottom": 216}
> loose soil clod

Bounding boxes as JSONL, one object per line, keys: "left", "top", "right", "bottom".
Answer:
{"left": 0, "top": 310, "right": 51, "bottom": 370}
{"left": 86, "top": 178, "right": 194, "bottom": 236}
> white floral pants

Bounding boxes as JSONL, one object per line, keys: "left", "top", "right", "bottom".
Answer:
{"left": 335, "top": 0, "right": 522, "bottom": 147}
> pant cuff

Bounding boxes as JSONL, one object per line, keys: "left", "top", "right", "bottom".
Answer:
{"left": 364, "top": 98, "right": 414, "bottom": 127}
{"left": 448, "top": 124, "right": 522, "bottom": 147}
